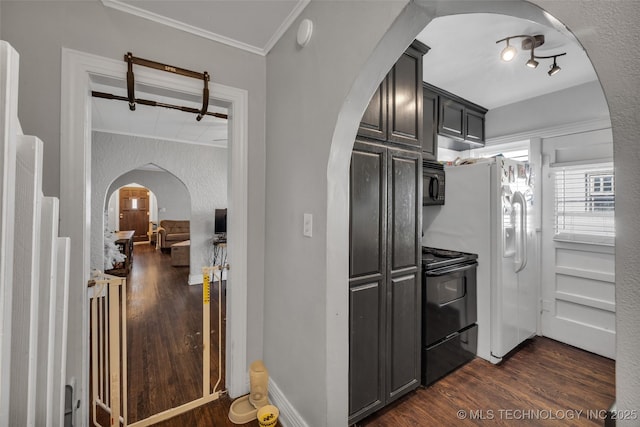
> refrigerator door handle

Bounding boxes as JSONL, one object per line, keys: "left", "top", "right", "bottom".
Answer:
{"left": 513, "top": 191, "right": 527, "bottom": 273}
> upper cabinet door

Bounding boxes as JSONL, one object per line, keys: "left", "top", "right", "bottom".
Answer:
{"left": 465, "top": 108, "right": 485, "bottom": 145}
{"left": 358, "top": 41, "right": 429, "bottom": 148}
{"left": 438, "top": 98, "right": 465, "bottom": 140}
{"left": 422, "top": 88, "right": 438, "bottom": 161}
{"left": 387, "top": 44, "right": 425, "bottom": 148}
{"left": 358, "top": 79, "right": 388, "bottom": 142}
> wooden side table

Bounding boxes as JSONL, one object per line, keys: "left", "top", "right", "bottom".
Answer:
{"left": 106, "top": 230, "right": 135, "bottom": 276}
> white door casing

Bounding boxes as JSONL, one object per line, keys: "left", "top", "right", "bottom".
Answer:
{"left": 60, "top": 48, "right": 249, "bottom": 423}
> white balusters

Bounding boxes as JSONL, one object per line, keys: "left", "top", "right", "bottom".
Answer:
{"left": 1, "top": 40, "right": 71, "bottom": 426}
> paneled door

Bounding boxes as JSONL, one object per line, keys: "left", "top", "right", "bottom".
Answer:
{"left": 539, "top": 130, "right": 616, "bottom": 359}
{"left": 119, "top": 186, "right": 149, "bottom": 242}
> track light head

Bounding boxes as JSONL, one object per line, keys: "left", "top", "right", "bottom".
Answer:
{"left": 548, "top": 58, "right": 561, "bottom": 76}
{"left": 500, "top": 40, "right": 517, "bottom": 62}
{"left": 526, "top": 57, "right": 539, "bottom": 68}
{"left": 501, "top": 45, "right": 517, "bottom": 62}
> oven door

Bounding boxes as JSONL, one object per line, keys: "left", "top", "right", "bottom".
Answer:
{"left": 423, "top": 261, "right": 477, "bottom": 346}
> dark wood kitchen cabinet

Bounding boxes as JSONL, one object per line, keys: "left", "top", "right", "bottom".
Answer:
{"left": 439, "top": 97, "right": 466, "bottom": 140}
{"left": 349, "top": 140, "right": 422, "bottom": 424}
{"left": 439, "top": 99, "right": 485, "bottom": 145}
{"left": 465, "top": 108, "right": 485, "bottom": 144}
{"left": 358, "top": 40, "right": 430, "bottom": 149}
{"left": 424, "top": 82, "right": 487, "bottom": 151}
{"left": 422, "top": 86, "right": 438, "bottom": 161}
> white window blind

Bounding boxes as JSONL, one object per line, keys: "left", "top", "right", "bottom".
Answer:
{"left": 554, "top": 163, "right": 615, "bottom": 244}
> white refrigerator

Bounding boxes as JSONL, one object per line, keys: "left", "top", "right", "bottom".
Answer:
{"left": 423, "top": 158, "right": 538, "bottom": 363}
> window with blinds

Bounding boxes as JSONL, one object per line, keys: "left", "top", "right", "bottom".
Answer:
{"left": 554, "top": 163, "right": 615, "bottom": 244}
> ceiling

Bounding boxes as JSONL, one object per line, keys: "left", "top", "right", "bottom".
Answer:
{"left": 416, "top": 13, "right": 597, "bottom": 109}
{"left": 92, "top": 4, "right": 599, "bottom": 145}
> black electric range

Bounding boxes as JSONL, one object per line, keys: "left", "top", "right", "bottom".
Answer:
{"left": 421, "top": 246, "right": 478, "bottom": 385}
{"left": 421, "top": 246, "right": 478, "bottom": 271}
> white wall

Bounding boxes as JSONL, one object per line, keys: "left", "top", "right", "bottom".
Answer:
{"left": 486, "top": 80, "right": 610, "bottom": 141}
{"left": 0, "top": 1, "right": 266, "bottom": 411}
{"left": 265, "top": 2, "right": 415, "bottom": 425}
{"left": 91, "top": 131, "right": 226, "bottom": 282}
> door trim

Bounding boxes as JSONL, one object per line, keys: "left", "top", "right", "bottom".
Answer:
{"left": 60, "top": 48, "right": 249, "bottom": 423}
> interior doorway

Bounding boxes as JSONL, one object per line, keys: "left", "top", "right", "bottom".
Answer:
{"left": 89, "top": 73, "right": 230, "bottom": 423}
{"left": 327, "top": 2, "right": 615, "bottom": 425}
{"left": 118, "top": 186, "right": 150, "bottom": 242}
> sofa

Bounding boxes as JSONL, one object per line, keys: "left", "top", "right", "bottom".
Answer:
{"left": 157, "top": 220, "right": 190, "bottom": 251}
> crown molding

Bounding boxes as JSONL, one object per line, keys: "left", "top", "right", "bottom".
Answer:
{"left": 263, "top": 0, "right": 310, "bottom": 53}
{"left": 101, "top": 0, "right": 309, "bottom": 56}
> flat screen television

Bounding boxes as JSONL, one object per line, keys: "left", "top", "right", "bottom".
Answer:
{"left": 214, "top": 208, "right": 227, "bottom": 235}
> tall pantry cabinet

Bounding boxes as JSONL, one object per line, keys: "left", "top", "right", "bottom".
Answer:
{"left": 348, "top": 40, "right": 428, "bottom": 424}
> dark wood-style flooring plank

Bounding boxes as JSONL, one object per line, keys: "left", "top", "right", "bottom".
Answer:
{"left": 359, "top": 337, "right": 615, "bottom": 426}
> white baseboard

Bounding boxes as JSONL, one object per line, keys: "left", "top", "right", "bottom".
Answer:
{"left": 268, "top": 378, "right": 309, "bottom": 427}
{"left": 188, "top": 274, "right": 203, "bottom": 285}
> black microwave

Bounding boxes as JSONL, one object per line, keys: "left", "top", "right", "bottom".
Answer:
{"left": 423, "top": 160, "right": 445, "bottom": 205}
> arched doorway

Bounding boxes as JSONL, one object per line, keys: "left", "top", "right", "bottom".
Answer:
{"left": 326, "top": 1, "right": 614, "bottom": 424}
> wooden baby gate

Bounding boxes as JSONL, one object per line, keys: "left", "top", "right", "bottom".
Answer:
{"left": 89, "top": 265, "right": 226, "bottom": 426}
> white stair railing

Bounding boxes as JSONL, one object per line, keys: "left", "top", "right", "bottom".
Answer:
{"left": 1, "top": 40, "right": 71, "bottom": 426}
{"left": 0, "top": 40, "right": 19, "bottom": 427}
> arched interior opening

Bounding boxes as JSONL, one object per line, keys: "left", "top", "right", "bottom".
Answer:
{"left": 327, "top": 1, "right": 614, "bottom": 424}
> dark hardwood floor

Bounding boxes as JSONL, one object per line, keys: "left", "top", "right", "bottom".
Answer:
{"left": 94, "top": 245, "right": 614, "bottom": 426}
{"left": 95, "top": 244, "right": 248, "bottom": 425}
{"left": 359, "top": 337, "right": 615, "bottom": 426}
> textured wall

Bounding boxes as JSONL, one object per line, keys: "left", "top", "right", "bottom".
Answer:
{"left": 91, "top": 131, "right": 227, "bottom": 280}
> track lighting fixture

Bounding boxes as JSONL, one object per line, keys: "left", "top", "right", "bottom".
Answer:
{"left": 500, "top": 40, "right": 517, "bottom": 62}
{"left": 547, "top": 55, "right": 563, "bottom": 76}
{"left": 496, "top": 34, "right": 567, "bottom": 76}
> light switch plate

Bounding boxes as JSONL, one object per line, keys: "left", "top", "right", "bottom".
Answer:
{"left": 303, "top": 213, "right": 313, "bottom": 237}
